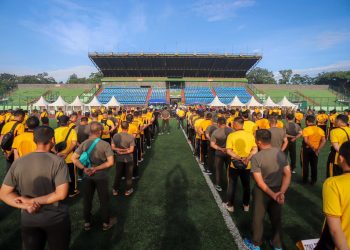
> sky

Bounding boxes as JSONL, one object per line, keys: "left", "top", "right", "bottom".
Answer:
{"left": 0, "top": 0, "right": 349, "bottom": 81}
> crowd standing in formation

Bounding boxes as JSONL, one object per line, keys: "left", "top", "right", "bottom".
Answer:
{"left": 0, "top": 106, "right": 349, "bottom": 249}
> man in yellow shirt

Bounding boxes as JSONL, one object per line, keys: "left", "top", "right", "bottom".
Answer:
{"left": 54, "top": 115, "right": 78, "bottom": 197}
{"left": 99, "top": 112, "right": 116, "bottom": 144}
{"left": 301, "top": 115, "right": 326, "bottom": 185}
{"left": 198, "top": 113, "right": 213, "bottom": 174}
{"left": 316, "top": 110, "right": 328, "bottom": 134}
{"left": 55, "top": 108, "right": 64, "bottom": 122}
{"left": 0, "top": 109, "right": 26, "bottom": 171}
{"left": 0, "top": 111, "right": 5, "bottom": 132}
{"left": 194, "top": 111, "right": 205, "bottom": 160}
{"left": 255, "top": 113, "right": 269, "bottom": 129}
{"left": 329, "top": 110, "right": 339, "bottom": 139}
{"left": 294, "top": 109, "right": 303, "bottom": 127}
{"left": 13, "top": 116, "right": 40, "bottom": 160}
{"left": 40, "top": 109, "right": 48, "bottom": 120}
{"left": 177, "top": 108, "right": 186, "bottom": 129}
{"left": 242, "top": 111, "right": 258, "bottom": 135}
{"left": 225, "top": 117, "right": 258, "bottom": 213}
{"left": 319, "top": 141, "right": 350, "bottom": 250}
{"left": 328, "top": 114, "right": 350, "bottom": 177}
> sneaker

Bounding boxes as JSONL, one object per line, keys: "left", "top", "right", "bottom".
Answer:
{"left": 223, "top": 203, "right": 234, "bottom": 213}
{"left": 292, "top": 170, "right": 296, "bottom": 174}
{"left": 69, "top": 190, "right": 80, "bottom": 198}
{"left": 203, "top": 169, "right": 212, "bottom": 175}
{"left": 147, "top": 146, "right": 151, "bottom": 149}
{"left": 138, "top": 158, "right": 144, "bottom": 162}
{"left": 125, "top": 188, "right": 134, "bottom": 196}
{"left": 102, "top": 217, "right": 117, "bottom": 231}
{"left": 78, "top": 176, "right": 83, "bottom": 182}
{"left": 159, "top": 133, "right": 163, "bottom": 135}
{"left": 112, "top": 189, "right": 119, "bottom": 196}
{"left": 243, "top": 238, "right": 260, "bottom": 250}
{"left": 121, "top": 176, "right": 126, "bottom": 180}
{"left": 84, "top": 222, "right": 92, "bottom": 231}
{"left": 215, "top": 185, "right": 222, "bottom": 192}
{"left": 243, "top": 205, "right": 250, "bottom": 212}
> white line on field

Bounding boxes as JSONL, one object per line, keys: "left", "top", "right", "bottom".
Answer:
{"left": 180, "top": 126, "right": 248, "bottom": 250}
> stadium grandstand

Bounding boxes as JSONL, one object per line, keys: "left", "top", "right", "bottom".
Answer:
{"left": 88, "top": 52, "right": 261, "bottom": 106}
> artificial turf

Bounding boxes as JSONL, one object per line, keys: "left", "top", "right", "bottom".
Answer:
{"left": 0, "top": 120, "right": 237, "bottom": 250}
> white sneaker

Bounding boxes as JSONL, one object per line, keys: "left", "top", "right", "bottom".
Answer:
{"left": 223, "top": 203, "right": 234, "bottom": 213}
{"left": 147, "top": 146, "right": 151, "bottom": 149}
{"left": 243, "top": 205, "right": 250, "bottom": 212}
{"left": 215, "top": 185, "right": 222, "bottom": 192}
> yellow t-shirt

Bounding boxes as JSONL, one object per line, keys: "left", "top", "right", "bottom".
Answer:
{"left": 99, "top": 119, "right": 114, "bottom": 139}
{"left": 330, "top": 114, "right": 339, "bottom": 126}
{"left": 118, "top": 123, "right": 138, "bottom": 136}
{"left": 0, "top": 114, "right": 5, "bottom": 124}
{"left": 276, "top": 120, "right": 284, "bottom": 129}
{"left": 177, "top": 110, "right": 185, "bottom": 118}
{"left": 1, "top": 120, "right": 25, "bottom": 152}
{"left": 243, "top": 120, "right": 257, "bottom": 135}
{"left": 40, "top": 111, "right": 48, "bottom": 119}
{"left": 226, "top": 117, "right": 234, "bottom": 127}
{"left": 302, "top": 125, "right": 325, "bottom": 149}
{"left": 295, "top": 112, "right": 303, "bottom": 123}
{"left": 199, "top": 119, "right": 213, "bottom": 140}
{"left": 55, "top": 111, "right": 63, "bottom": 120}
{"left": 330, "top": 127, "right": 350, "bottom": 165}
{"left": 323, "top": 174, "right": 350, "bottom": 249}
{"left": 194, "top": 118, "right": 205, "bottom": 139}
{"left": 146, "top": 112, "right": 153, "bottom": 124}
{"left": 316, "top": 114, "right": 328, "bottom": 126}
{"left": 255, "top": 118, "right": 269, "bottom": 129}
{"left": 54, "top": 126, "right": 77, "bottom": 163}
{"left": 226, "top": 130, "right": 257, "bottom": 169}
{"left": 12, "top": 132, "right": 36, "bottom": 157}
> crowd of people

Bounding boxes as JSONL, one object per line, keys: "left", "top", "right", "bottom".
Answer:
{"left": 0, "top": 105, "right": 349, "bottom": 249}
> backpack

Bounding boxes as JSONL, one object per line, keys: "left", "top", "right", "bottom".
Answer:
{"left": 79, "top": 138, "right": 101, "bottom": 168}
{"left": 1, "top": 122, "right": 20, "bottom": 151}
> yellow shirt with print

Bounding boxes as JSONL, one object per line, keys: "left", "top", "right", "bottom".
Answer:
{"left": 131, "top": 118, "right": 142, "bottom": 139}
{"left": 146, "top": 112, "right": 153, "bottom": 124}
{"left": 199, "top": 119, "right": 213, "bottom": 140}
{"left": 177, "top": 110, "right": 185, "bottom": 118}
{"left": 243, "top": 120, "right": 257, "bottom": 135}
{"left": 302, "top": 125, "right": 325, "bottom": 149}
{"left": 0, "top": 114, "right": 5, "bottom": 124}
{"left": 194, "top": 118, "right": 205, "bottom": 139}
{"left": 226, "top": 117, "right": 234, "bottom": 128}
{"left": 323, "top": 174, "right": 350, "bottom": 249}
{"left": 226, "top": 130, "right": 257, "bottom": 169}
{"left": 330, "top": 127, "right": 350, "bottom": 165}
{"left": 12, "top": 132, "right": 36, "bottom": 157}
{"left": 54, "top": 126, "right": 77, "bottom": 164}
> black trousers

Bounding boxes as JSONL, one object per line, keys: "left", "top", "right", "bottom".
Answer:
{"left": 21, "top": 216, "right": 71, "bottom": 250}
{"left": 285, "top": 139, "right": 296, "bottom": 171}
{"left": 153, "top": 120, "right": 159, "bottom": 135}
{"left": 227, "top": 168, "right": 251, "bottom": 206}
{"left": 195, "top": 138, "right": 201, "bottom": 158}
{"left": 83, "top": 176, "right": 110, "bottom": 224}
{"left": 301, "top": 146, "right": 318, "bottom": 183}
{"left": 136, "top": 138, "right": 142, "bottom": 161}
{"left": 67, "top": 163, "right": 77, "bottom": 195}
{"left": 251, "top": 186, "right": 282, "bottom": 248}
{"left": 114, "top": 161, "right": 133, "bottom": 191}
{"left": 178, "top": 117, "right": 184, "bottom": 128}
{"left": 214, "top": 154, "right": 230, "bottom": 186}
{"left": 326, "top": 148, "right": 343, "bottom": 177}
{"left": 140, "top": 134, "right": 145, "bottom": 154}
{"left": 201, "top": 140, "right": 209, "bottom": 170}
{"left": 208, "top": 147, "right": 216, "bottom": 173}
{"left": 145, "top": 127, "right": 151, "bottom": 147}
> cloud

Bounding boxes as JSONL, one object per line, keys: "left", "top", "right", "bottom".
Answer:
{"left": 21, "top": 0, "right": 147, "bottom": 54}
{"left": 47, "top": 65, "right": 96, "bottom": 82}
{"left": 293, "top": 60, "right": 350, "bottom": 76}
{"left": 315, "top": 31, "right": 350, "bottom": 50}
{"left": 192, "top": 0, "right": 255, "bottom": 21}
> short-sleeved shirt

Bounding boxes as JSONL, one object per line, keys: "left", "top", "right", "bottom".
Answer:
{"left": 205, "top": 124, "right": 218, "bottom": 139}
{"left": 112, "top": 132, "right": 136, "bottom": 163}
{"left": 302, "top": 125, "right": 325, "bottom": 149}
{"left": 269, "top": 127, "right": 286, "bottom": 149}
{"left": 226, "top": 130, "right": 257, "bottom": 169}
{"left": 99, "top": 119, "right": 114, "bottom": 139}
{"left": 75, "top": 138, "right": 114, "bottom": 178}
{"left": 199, "top": 119, "right": 213, "bottom": 140}
{"left": 194, "top": 118, "right": 205, "bottom": 139}
{"left": 251, "top": 147, "right": 289, "bottom": 189}
{"left": 285, "top": 122, "right": 301, "bottom": 137}
{"left": 243, "top": 120, "right": 257, "bottom": 135}
{"left": 256, "top": 118, "right": 269, "bottom": 129}
{"left": 161, "top": 110, "right": 170, "bottom": 119}
{"left": 330, "top": 127, "right": 350, "bottom": 164}
{"left": 211, "top": 127, "right": 234, "bottom": 156}
{"left": 295, "top": 112, "right": 303, "bottom": 123}
{"left": 1, "top": 120, "right": 25, "bottom": 153}
{"left": 323, "top": 174, "right": 350, "bottom": 248}
{"left": 3, "top": 152, "right": 70, "bottom": 226}
{"left": 316, "top": 114, "right": 328, "bottom": 125}
{"left": 12, "top": 131, "right": 36, "bottom": 157}
{"left": 54, "top": 126, "right": 78, "bottom": 164}
{"left": 177, "top": 110, "right": 185, "bottom": 118}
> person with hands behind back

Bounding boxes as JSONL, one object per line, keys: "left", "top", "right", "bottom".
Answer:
{"left": 244, "top": 129, "right": 291, "bottom": 250}
{"left": 71, "top": 121, "right": 116, "bottom": 232}
{"left": 0, "top": 126, "right": 71, "bottom": 250}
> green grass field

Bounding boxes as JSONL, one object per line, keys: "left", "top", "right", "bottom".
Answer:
{"left": 0, "top": 119, "right": 329, "bottom": 249}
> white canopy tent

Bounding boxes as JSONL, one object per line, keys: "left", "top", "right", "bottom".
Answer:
{"left": 104, "top": 96, "right": 121, "bottom": 107}
{"left": 208, "top": 96, "right": 227, "bottom": 107}
{"left": 68, "top": 96, "right": 85, "bottom": 112}
{"left": 245, "top": 96, "right": 263, "bottom": 107}
{"left": 263, "top": 96, "right": 279, "bottom": 107}
{"left": 278, "top": 96, "right": 298, "bottom": 109}
{"left": 86, "top": 96, "right": 102, "bottom": 108}
{"left": 32, "top": 96, "right": 49, "bottom": 111}
{"left": 227, "top": 96, "right": 245, "bottom": 107}
{"left": 48, "top": 96, "right": 68, "bottom": 112}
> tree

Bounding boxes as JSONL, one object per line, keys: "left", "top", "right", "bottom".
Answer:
{"left": 278, "top": 69, "right": 293, "bottom": 84}
{"left": 247, "top": 67, "right": 276, "bottom": 84}
{"left": 87, "top": 72, "right": 103, "bottom": 83}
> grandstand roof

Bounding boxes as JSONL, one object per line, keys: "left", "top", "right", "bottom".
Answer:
{"left": 89, "top": 53, "right": 261, "bottom": 78}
